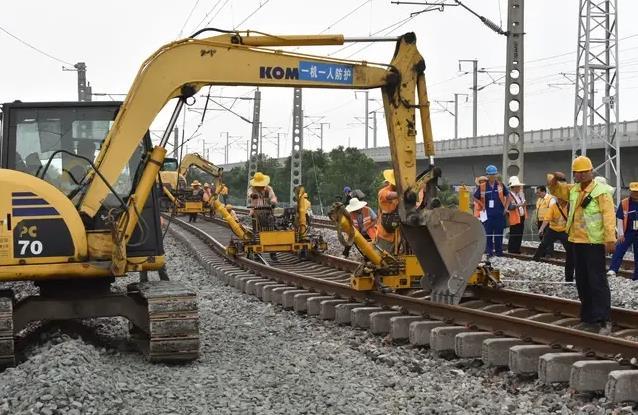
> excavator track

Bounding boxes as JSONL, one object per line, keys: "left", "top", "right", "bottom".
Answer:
{"left": 0, "top": 295, "right": 14, "bottom": 367}
{"left": 128, "top": 281, "right": 200, "bottom": 362}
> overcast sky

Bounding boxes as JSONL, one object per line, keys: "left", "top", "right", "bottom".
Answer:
{"left": 2, "top": 0, "right": 636, "bottom": 165}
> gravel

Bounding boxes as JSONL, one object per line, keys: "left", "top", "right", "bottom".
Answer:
{"left": 490, "top": 255, "right": 638, "bottom": 310}
{"left": 0, "top": 234, "right": 636, "bottom": 414}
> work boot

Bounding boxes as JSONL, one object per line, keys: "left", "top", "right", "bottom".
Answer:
{"left": 573, "top": 322, "right": 599, "bottom": 333}
{"left": 158, "top": 266, "right": 170, "bottom": 281}
{"left": 598, "top": 321, "right": 613, "bottom": 336}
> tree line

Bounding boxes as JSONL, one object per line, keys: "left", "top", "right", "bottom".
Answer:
{"left": 221, "top": 146, "right": 385, "bottom": 212}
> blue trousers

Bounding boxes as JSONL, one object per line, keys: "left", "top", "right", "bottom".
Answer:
{"left": 609, "top": 233, "right": 638, "bottom": 280}
{"left": 483, "top": 215, "right": 506, "bottom": 256}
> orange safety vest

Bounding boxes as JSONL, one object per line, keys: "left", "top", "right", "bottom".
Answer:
{"left": 350, "top": 207, "right": 377, "bottom": 240}
{"left": 473, "top": 199, "right": 484, "bottom": 218}
{"left": 376, "top": 185, "right": 399, "bottom": 242}
{"left": 202, "top": 189, "right": 213, "bottom": 204}
{"left": 507, "top": 192, "right": 528, "bottom": 226}
{"left": 478, "top": 181, "right": 508, "bottom": 212}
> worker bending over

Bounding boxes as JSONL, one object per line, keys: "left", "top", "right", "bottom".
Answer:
{"left": 548, "top": 156, "right": 616, "bottom": 335}
{"left": 607, "top": 182, "right": 638, "bottom": 281}
{"left": 375, "top": 170, "right": 399, "bottom": 254}
{"left": 474, "top": 165, "right": 509, "bottom": 257}
{"left": 533, "top": 175, "right": 574, "bottom": 282}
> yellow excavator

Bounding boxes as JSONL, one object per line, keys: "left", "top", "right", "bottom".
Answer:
{"left": 159, "top": 152, "right": 223, "bottom": 215}
{"left": 0, "top": 29, "right": 485, "bottom": 366}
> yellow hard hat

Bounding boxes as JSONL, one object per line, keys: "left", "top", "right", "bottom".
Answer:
{"left": 203, "top": 182, "right": 210, "bottom": 188}
{"left": 630, "top": 182, "right": 638, "bottom": 192}
{"left": 572, "top": 156, "right": 593, "bottom": 172}
{"left": 225, "top": 204, "right": 233, "bottom": 210}
{"left": 250, "top": 171, "right": 270, "bottom": 187}
{"left": 191, "top": 180, "right": 201, "bottom": 187}
{"left": 383, "top": 169, "right": 396, "bottom": 186}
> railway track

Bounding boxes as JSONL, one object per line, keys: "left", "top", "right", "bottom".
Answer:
{"left": 164, "top": 213, "right": 638, "bottom": 402}
{"left": 234, "top": 206, "right": 637, "bottom": 279}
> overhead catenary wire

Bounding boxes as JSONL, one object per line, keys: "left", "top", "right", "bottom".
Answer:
{"left": 192, "top": 0, "right": 229, "bottom": 32}
{"left": 178, "top": 0, "right": 202, "bottom": 37}
{"left": 233, "top": 0, "right": 272, "bottom": 30}
{"left": 0, "top": 24, "right": 74, "bottom": 66}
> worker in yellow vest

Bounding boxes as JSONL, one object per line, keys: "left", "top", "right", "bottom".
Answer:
{"left": 548, "top": 156, "right": 616, "bottom": 335}
{"left": 607, "top": 182, "right": 638, "bottom": 281}
{"left": 533, "top": 176, "right": 574, "bottom": 282}
{"left": 534, "top": 185, "right": 554, "bottom": 257}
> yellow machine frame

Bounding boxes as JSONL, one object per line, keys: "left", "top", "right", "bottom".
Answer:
{"left": 0, "top": 30, "right": 484, "bottom": 306}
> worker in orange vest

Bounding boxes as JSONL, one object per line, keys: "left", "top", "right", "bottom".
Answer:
{"left": 375, "top": 169, "right": 400, "bottom": 254}
{"left": 473, "top": 176, "right": 487, "bottom": 218}
{"left": 607, "top": 182, "right": 638, "bottom": 281}
{"left": 346, "top": 197, "right": 378, "bottom": 241}
{"left": 507, "top": 175, "right": 528, "bottom": 254}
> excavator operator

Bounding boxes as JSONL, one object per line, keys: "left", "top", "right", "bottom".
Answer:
{"left": 247, "top": 172, "right": 277, "bottom": 210}
{"left": 376, "top": 169, "right": 400, "bottom": 253}
{"left": 188, "top": 180, "right": 204, "bottom": 223}
{"left": 247, "top": 171, "right": 278, "bottom": 260}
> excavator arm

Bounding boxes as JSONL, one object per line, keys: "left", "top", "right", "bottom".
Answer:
{"left": 177, "top": 153, "right": 224, "bottom": 190}
{"left": 76, "top": 30, "right": 483, "bottom": 303}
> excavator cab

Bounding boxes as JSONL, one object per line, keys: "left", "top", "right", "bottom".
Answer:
{"left": 0, "top": 101, "right": 165, "bottom": 259}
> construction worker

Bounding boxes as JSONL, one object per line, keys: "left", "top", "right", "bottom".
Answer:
{"left": 607, "top": 182, "right": 638, "bottom": 281}
{"left": 473, "top": 176, "right": 487, "bottom": 219}
{"left": 247, "top": 172, "right": 278, "bottom": 261}
{"left": 474, "top": 165, "right": 509, "bottom": 257}
{"left": 535, "top": 186, "right": 553, "bottom": 231}
{"left": 534, "top": 185, "right": 554, "bottom": 257}
{"left": 343, "top": 186, "right": 353, "bottom": 204}
{"left": 201, "top": 183, "right": 214, "bottom": 217}
{"left": 507, "top": 176, "right": 527, "bottom": 254}
{"left": 188, "top": 180, "right": 204, "bottom": 223}
{"left": 247, "top": 172, "right": 277, "bottom": 210}
{"left": 548, "top": 155, "right": 616, "bottom": 334}
{"left": 533, "top": 176, "right": 574, "bottom": 282}
{"left": 218, "top": 182, "right": 229, "bottom": 205}
{"left": 375, "top": 169, "right": 399, "bottom": 254}
{"left": 594, "top": 176, "right": 616, "bottom": 198}
{"left": 346, "top": 197, "right": 377, "bottom": 241}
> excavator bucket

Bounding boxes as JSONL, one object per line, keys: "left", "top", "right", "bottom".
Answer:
{"left": 401, "top": 207, "right": 486, "bottom": 304}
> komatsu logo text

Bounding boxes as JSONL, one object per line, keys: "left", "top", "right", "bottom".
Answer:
{"left": 259, "top": 66, "right": 299, "bottom": 80}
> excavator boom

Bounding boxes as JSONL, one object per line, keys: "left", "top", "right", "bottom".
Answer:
{"left": 75, "top": 30, "right": 483, "bottom": 304}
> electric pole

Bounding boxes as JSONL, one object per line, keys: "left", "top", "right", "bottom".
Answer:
{"left": 364, "top": 90, "right": 369, "bottom": 148}
{"left": 573, "top": 0, "right": 620, "bottom": 203}
{"left": 63, "top": 62, "right": 92, "bottom": 102}
{"left": 277, "top": 133, "right": 285, "bottom": 158}
{"left": 459, "top": 59, "right": 478, "bottom": 137}
{"left": 247, "top": 89, "right": 262, "bottom": 190}
{"left": 319, "top": 122, "right": 330, "bottom": 151}
{"left": 173, "top": 127, "right": 179, "bottom": 158}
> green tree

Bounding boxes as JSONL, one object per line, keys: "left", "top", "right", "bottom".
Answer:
{"left": 322, "top": 146, "right": 382, "bottom": 208}
{"left": 220, "top": 147, "right": 383, "bottom": 210}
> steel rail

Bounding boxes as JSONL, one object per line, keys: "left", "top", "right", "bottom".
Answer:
{"left": 166, "top": 214, "right": 638, "bottom": 362}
